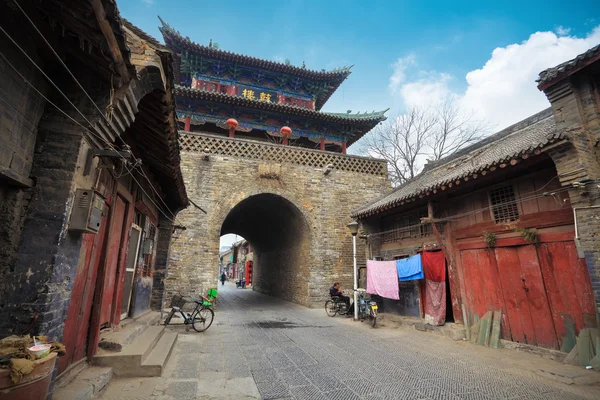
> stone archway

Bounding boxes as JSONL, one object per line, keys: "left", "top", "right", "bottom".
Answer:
{"left": 221, "top": 193, "right": 312, "bottom": 304}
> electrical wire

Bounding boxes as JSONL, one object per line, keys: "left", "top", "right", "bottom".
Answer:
{"left": 367, "top": 180, "right": 595, "bottom": 238}
{"left": 1, "top": 16, "right": 182, "bottom": 221}
{"left": 0, "top": 50, "right": 176, "bottom": 223}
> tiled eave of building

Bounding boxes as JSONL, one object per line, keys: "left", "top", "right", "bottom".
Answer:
{"left": 352, "top": 109, "right": 565, "bottom": 219}
{"left": 158, "top": 18, "right": 351, "bottom": 109}
{"left": 537, "top": 44, "right": 600, "bottom": 90}
{"left": 175, "top": 85, "right": 388, "bottom": 144}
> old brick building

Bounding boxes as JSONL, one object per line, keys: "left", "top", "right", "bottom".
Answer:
{"left": 0, "top": 0, "right": 187, "bottom": 382}
{"left": 353, "top": 46, "right": 600, "bottom": 350}
{"left": 157, "top": 20, "right": 392, "bottom": 307}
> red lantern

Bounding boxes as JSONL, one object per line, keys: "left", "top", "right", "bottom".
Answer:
{"left": 280, "top": 126, "right": 292, "bottom": 145}
{"left": 226, "top": 118, "right": 238, "bottom": 138}
{"left": 280, "top": 126, "right": 292, "bottom": 136}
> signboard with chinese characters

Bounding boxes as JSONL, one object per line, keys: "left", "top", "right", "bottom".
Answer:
{"left": 237, "top": 85, "right": 277, "bottom": 102}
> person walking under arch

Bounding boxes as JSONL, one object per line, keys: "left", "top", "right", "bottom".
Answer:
{"left": 220, "top": 272, "right": 227, "bottom": 286}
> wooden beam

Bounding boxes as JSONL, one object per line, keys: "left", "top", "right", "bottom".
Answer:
{"left": 91, "top": 0, "right": 130, "bottom": 83}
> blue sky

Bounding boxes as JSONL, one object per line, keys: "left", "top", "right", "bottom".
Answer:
{"left": 119, "top": 0, "right": 599, "bottom": 249}
{"left": 122, "top": 0, "right": 598, "bottom": 128}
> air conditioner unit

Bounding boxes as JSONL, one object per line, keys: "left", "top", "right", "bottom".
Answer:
{"left": 69, "top": 189, "right": 104, "bottom": 233}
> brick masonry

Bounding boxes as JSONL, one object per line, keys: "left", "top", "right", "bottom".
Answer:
{"left": 164, "top": 133, "right": 390, "bottom": 308}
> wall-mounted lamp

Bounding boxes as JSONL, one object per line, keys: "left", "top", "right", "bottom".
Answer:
{"left": 324, "top": 164, "right": 334, "bottom": 175}
{"left": 203, "top": 147, "right": 210, "bottom": 161}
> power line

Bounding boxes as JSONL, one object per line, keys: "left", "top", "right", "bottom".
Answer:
{"left": 1, "top": 16, "right": 182, "bottom": 220}
{"left": 368, "top": 180, "right": 591, "bottom": 238}
{"left": 0, "top": 50, "right": 177, "bottom": 223}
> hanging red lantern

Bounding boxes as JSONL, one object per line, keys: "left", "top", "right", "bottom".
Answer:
{"left": 226, "top": 118, "right": 238, "bottom": 138}
{"left": 280, "top": 126, "right": 292, "bottom": 145}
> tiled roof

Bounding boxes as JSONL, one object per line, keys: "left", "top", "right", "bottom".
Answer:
{"left": 352, "top": 108, "right": 563, "bottom": 218}
{"left": 158, "top": 17, "right": 352, "bottom": 110}
{"left": 175, "top": 85, "right": 388, "bottom": 144}
{"left": 537, "top": 44, "right": 600, "bottom": 89}
{"left": 158, "top": 18, "right": 351, "bottom": 80}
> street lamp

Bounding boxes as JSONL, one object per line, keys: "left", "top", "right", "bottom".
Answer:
{"left": 347, "top": 220, "right": 359, "bottom": 320}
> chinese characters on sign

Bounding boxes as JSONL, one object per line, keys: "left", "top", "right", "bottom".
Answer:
{"left": 238, "top": 85, "right": 276, "bottom": 102}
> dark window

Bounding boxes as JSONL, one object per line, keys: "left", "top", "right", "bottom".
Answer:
{"left": 489, "top": 185, "right": 520, "bottom": 223}
{"left": 220, "top": 85, "right": 228, "bottom": 94}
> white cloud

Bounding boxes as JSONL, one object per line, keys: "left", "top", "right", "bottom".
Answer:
{"left": 556, "top": 26, "right": 571, "bottom": 36}
{"left": 142, "top": 0, "right": 154, "bottom": 5}
{"left": 390, "top": 26, "right": 600, "bottom": 131}
{"left": 389, "top": 54, "right": 415, "bottom": 93}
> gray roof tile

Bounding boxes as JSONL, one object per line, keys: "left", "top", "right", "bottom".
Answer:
{"left": 352, "top": 108, "right": 563, "bottom": 218}
{"left": 537, "top": 44, "right": 600, "bottom": 88}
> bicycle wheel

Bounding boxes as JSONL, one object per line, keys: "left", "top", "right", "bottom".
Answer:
{"left": 164, "top": 309, "right": 175, "bottom": 326}
{"left": 192, "top": 307, "right": 214, "bottom": 332}
{"left": 370, "top": 310, "right": 377, "bottom": 328}
{"left": 325, "top": 301, "right": 337, "bottom": 317}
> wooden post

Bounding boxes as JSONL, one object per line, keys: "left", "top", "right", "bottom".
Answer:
{"left": 282, "top": 137, "right": 288, "bottom": 145}
{"left": 229, "top": 127, "right": 235, "bottom": 138}
{"left": 184, "top": 116, "right": 191, "bottom": 132}
{"left": 341, "top": 141, "right": 347, "bottom": 154}
{"left": 320, "top": 137, "right": 325, "bottom": 151}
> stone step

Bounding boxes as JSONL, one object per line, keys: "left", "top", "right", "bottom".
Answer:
{"left": 98, "top": 311, "right": 161, "bottom": 352}
{"left": 92, "top": 326, "right": 165, "bottom": 376}
{"left": 139, "top": 330, "right": 179, "bottom": 377}
{"left": 52, "top": 366, "right": 112, "bottom": 400}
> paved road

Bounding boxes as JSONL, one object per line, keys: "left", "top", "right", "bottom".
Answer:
{"left": 101, "top": 282, "right": 599, "bottom": 400}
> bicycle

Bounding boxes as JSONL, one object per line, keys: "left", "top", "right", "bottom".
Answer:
{"left": 324, "top": 296, "right": 349, "bottom": 317}
{"left": 357, "top": 293, "right": 378, "bottom": 327}
{"left": 163, "top": 293, "right": 214, "bottom": 332}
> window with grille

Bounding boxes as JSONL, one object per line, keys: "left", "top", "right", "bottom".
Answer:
{"left": 489, "top": 185, "right": 520, "bottom": 223}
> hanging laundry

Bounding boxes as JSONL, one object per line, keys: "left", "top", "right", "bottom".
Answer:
{"left": 366, "top": 260, "right": 400, "bottom": 300}
{"left": 422, "top": 251, "right": 446, "bottom": 282}
{"left": 396, "top": 254, "right": 424, "bottom": 281}
{"left": 423, "top": 279, "right": 446, "bottom": 325}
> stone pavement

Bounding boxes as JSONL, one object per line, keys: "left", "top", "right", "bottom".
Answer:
{"left": 98, "top": 282, "right": 600, "bottom": 400}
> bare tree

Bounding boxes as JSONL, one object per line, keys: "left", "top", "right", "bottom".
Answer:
{"left": 428, "top": 98, "right": 490, "bottom": 161}
{"left": 364, "top": 108, "right": 437, "bottom": 184}
{"left": 362, "top": 98, "right": 492, "bottom": 186}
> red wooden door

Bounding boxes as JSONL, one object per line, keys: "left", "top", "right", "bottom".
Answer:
{"left": 99, "top": 195, "right": 128, "bottom": 325}
{"left": 59, "top": 203, "right": 109, "bottom": 374}
{"left": 537, "top": 242, "right": 596, "bottom": 344}
{"left": 495, "top": 247, "right": 537, "bottom": 345}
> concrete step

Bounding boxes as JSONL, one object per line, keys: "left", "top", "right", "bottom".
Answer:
{"left": 52, "top": 366, "right": 112, "bottom": 400}
{"left": 98, "top": 311, "right": 160, "bottom": 352}
{"left": 139, "top": 330, "right": 179, "bottom": 377}
{"left": 92, "top": 326, "right": 165, "bottom": 376}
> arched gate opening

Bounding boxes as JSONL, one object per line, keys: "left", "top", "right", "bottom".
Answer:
{"left": 220, "top": 193, "right": 312, "bottom": 304}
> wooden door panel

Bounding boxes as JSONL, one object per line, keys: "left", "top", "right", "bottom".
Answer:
{"left": 517, "top": 245, "right": 557, "bottom": 349}
{"left": 58, "top": 233, "right": 94, "bottom": 373}
{"left": 495, "top": 247, "right": 532, "bottom": 344}
{"left": 536, "top": 243, "right": 571, "bottom": 345}
{"left": 100, "top": 195, "right": 127, "bottom": 325}
{"left": 459, "top": 250, "right": 478, "bottom": 317}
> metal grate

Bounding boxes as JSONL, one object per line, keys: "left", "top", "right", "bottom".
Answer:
{"left": 489, "top": 185, "right": 520, "bottom": 223}
{"left": 179, "top": 132, "right": 388, "bottom": 176}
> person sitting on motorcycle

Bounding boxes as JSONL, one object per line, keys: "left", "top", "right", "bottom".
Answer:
{"left": 329, "top": 282, "right": 354, "bottom": 316}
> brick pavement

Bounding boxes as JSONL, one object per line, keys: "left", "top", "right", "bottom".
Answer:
{"left": 99, "top": 282, "right": 600, "bottom": 400}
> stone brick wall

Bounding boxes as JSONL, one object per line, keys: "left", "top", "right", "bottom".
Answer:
{"left": 0, "top": 119, "right": 93, "bottom": 339}
{"left": 165, "top": 132, "right": 390, "bottom": 307}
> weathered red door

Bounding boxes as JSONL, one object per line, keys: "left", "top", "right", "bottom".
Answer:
{"left": 59, "top": 203, "right": 109, "bottom": 374}
{"left": 99, "top": 194, "right": 128, "bottom": 325}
